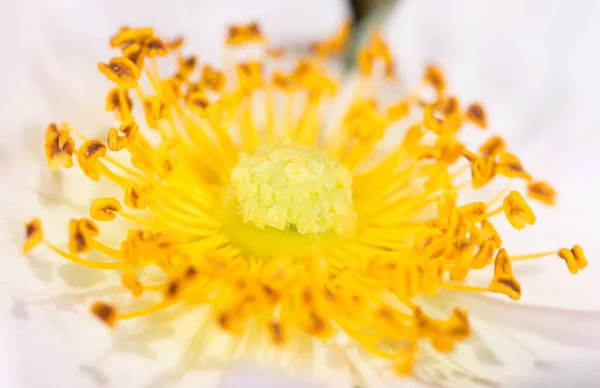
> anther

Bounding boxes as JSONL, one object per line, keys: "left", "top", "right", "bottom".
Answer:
{"left": 557, "top": 245, "right": 588, "bottom": 274}
{"left": 91, "top": 302, "right": 117, "bottom": 327}
{"left": 488, "top": 249, "right": 521, "bottom": 300}
{"left": 98, "top": 57, "right": 141, "bottom": 89}
{"left": 503, "top": 191, "right": 536, "bottom": 230}
{"left": 527, "top": 181, "right": 556, "bottom": 206}
{"left": 465, "top": 103, "right": 487, "bottom": 129}
{"left": 90, "top": 198, "right": 122, "bottom": 222}
{"left": 23, "top": 218, "right": 44, "bottom": 254}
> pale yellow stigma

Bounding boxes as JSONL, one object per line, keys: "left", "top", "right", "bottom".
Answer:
{"left": 230, "top": 142, "right": 353, "bottom": 234}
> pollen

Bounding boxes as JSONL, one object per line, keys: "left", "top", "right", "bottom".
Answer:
{"left": 231, "top": 142, "right": 352, "bottom": 234}
{"left": 21, "top": 20, "right": 588, "bottom": 381}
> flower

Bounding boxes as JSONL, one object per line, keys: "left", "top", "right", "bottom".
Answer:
{"left": 0, "top": 3, "right": 594, "bottom": 386}
{"left": 17, "top": 15, "right": 591, "bottom": 387}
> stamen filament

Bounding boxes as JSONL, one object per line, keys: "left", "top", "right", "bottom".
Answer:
{"left": 117, "top": 300, "right": 174, "bottom": 320}
{"left": 511, "top": 251, "right": 556, "bottom": 261}
{"left": 43, "top": 241, "right": 125, "bottom": 270}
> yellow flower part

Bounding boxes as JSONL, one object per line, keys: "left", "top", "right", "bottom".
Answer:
{"left": 22, "top": 22, "right": 587, "bottom": 377}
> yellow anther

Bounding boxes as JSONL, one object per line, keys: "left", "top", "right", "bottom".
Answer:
{"left": 304, "top": 310, "right": 332, "bottom": 337}
{"left": 236, "top": 62, "right": 263, "bottom": 94}
{"left": 201, "top": 65, "right": 226, "bottom": 92}
{"left": 124, "top": 182, "right": 147, "bottom": 210}
{"left": 528, "top": 181, "right": 556, "bottom": 206}
{"left": 91, "top": 302, "right": 117, "bottom": 327}
{"left": 458, "top": 202, "right": 488, "bottom": 222}
{"left": 118, "top": 116, "right": 139, "bottom": 141}
{"left": 503, "top": 190, "right": 536, "bottom": 230}
{"left": 121, "top": 270, "right": 143, "bottom": 298}
{"left": 90, "top": 198, "right": 122, "bottom": 222}
{"left": 80, "top": 218, "right": 100, "bottom": 236}
{"left": 23, "top": 218, "right": 43, "bottom": 254}
{"left": 480, "top": 219, "right": 502, "bottom": 248}
{"left": 185, "top": 82, "right": 203, "bottom": 100}
{"left": 386, "top": 99, "right": 411, "bottom": 122}
{"left": 187, "top": 92, "right": 210, "bottom": 115}
{"left": 110, "top": 26, "right": 154, "bottom": 48}
{"left": 269, "top": 321, "right": 286, "bottom": 345}
{"left": 226, "top": 22, "right": 264, "bottom": 46}
{"left": 79, "top": 140, "right": 106, "bottom": 160}
{"left": 423, "top": 104, "right": 462, "bottom": 136}
{"left": 357, "top": 32, "right": 394, "bottom": 77}
{"left": 143, "top": 97, "right": 166, "bottom": 129}
{"left": 312, "top": 19, "right": 352, "bottom": 57}
{"left": 152, "top": 150, "right": 176, "bottom": 179}
{"left": 77, "top": 140, "right": 107, "bottom": 181}
{"left": 479, "top": 136, "right": 506, "bottom": 158}
{"left": 413, "top": 308, "right": 433, "bottom": 334}
{"left": 182, "top": 265, "right": 199, "bottom": 282}
{"left": 488, "top": 249, "right": 521, "bottom": 300}
{"left": 272, "top": 71, "right": 299, "bottom": 92}
{"left": 97, "top": 57, "right": 140, "bottom": 89}
{"left": 165, "top": 36, "right": 184, "bottom": 51}
{"left": 423, "top": 65, "right": 446, "bottom": 93}
{"left": 122, "top": 42, "right": 146, "bottom": 71}
{"left": 291, "top": 60, "right": 337, "bottom": 97}
{"left": 178, "top": 55, "right": 197, "bottom": 79}
{"left": 414, "top": 308, "right": 470, "bottom": 352}
{"left": 449, "top": 243, "right": 474, "bottom": 282}
{"left": 435, "top": 136, "right": 464, "bottom": 164}
{"left": 68, "top": 218, "right": 99, "bottom": 254}
{"left": 497, "top": 151, "right": 531, "bottom": 181}
{"left": 467, "top": 155, "right": 496, "bottom": 189}
{"left": 217, "top": 311, "right": 236, "bottom": 332}
{"left": 107, "top": 128, "right": 128, "bottom": 151}
{"left": 45, "top": 123, "right": 75, "bottom": 170}
{"left": 145, "top": 36, "right": 167, "bottom": 57}
{"left": 300, "top": 71, "right": 337, "bottom": 99}
{"left": 471, "top": 239, "right": 495, "bottom": 269}
{"left": 447, "top": 308, "right": 470, "bottom": 337}
{"left": 106, "top": 87, "right": 133, "bottom": 119}
{"left": 557, "top": 245, "right": 588, "bottom": 274}
{"left": 433, "top": 96, "right": 460, "bottom": 116}
{"left": 465, "top": 103, "right": 487, "bottom": 129}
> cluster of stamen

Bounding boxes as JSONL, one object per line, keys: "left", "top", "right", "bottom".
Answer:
{"left": 23, "top": 21, "right": 587, "bottom": 376}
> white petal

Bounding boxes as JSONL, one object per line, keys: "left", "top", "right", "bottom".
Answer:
{"left": 513, "top": 350, "right": 600, "bottom": 387}
{"left": 222, "top": 364, "right": 327, "bottom": 388}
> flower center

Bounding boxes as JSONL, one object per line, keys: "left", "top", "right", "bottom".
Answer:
{"left": 230, "top": 142, "right": 353, "bottom": 235}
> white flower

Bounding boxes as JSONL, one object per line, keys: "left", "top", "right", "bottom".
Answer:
{"left": 1, "top": 1, "right": 599, "bottom": 388}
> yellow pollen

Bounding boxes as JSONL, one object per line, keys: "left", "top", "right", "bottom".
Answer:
{"left": 230, "top": 142, "right": 352, "bottom": 234}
